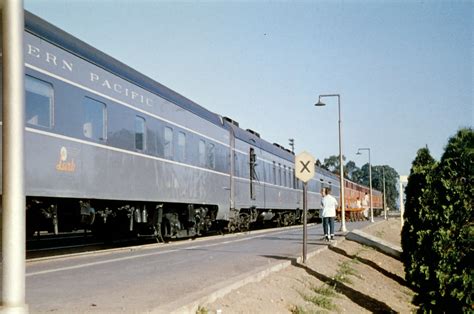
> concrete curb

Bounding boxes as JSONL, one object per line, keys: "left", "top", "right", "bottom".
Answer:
{"left": 170, "top": 221, "right": 396, "bottom": 313}
{"left": 346, "top": 229, "right": 402, "bottom": 260}
{"left": 171, "top": 244, "right": 332, "bottom": 314}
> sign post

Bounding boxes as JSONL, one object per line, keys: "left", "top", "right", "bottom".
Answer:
{"left": 295, "top": 151, "right": 315, "bottom": 264}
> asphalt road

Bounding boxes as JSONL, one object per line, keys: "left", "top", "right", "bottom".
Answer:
{"left": 21, "top": 220, "right": 372, "bottom": 313}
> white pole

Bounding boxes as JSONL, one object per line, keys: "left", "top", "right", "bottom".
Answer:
{"left": 400, "top": 179, "right": 404, "bottom": 228}
{"left": 337, "top": 96, "right": 346, "bottom": 232}
{"left": 368, "top": 149, "right": 373, "bottom": 223}
{"left": 383, "top": 166, "right": 387, "bottom": 220}
{"left": 316, "top": 94, "right": 346, "bottom": 232}
{"left": 399, "top": 175, "right": 408, "bottom": 229}
{"left": 302, "top": 182, "right": 307, "bottom": 263}
{"left": 1, "top": 0, "right": 28, "bottom": 313}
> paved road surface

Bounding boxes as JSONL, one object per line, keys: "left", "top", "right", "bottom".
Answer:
{"left": 17, "top": 220, "right": 373, "bottom": 313}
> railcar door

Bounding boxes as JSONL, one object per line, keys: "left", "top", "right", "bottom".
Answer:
{"left": 249, "top": 147, "right": 257, "bottom": 200}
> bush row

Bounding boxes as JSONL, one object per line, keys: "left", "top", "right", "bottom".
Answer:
{"left": 401, "top": 128, "right": 473, "bottom": 312}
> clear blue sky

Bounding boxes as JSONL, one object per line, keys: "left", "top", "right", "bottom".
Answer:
{"left": 25, "top": 0, "right": 473, "bottom": 176}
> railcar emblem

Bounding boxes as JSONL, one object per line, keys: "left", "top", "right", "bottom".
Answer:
{"left": 56, "top": 146, "right": 76, "bottom": 172}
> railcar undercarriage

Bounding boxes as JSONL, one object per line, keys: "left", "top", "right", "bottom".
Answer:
{"left": 25, "top": 197, "right": 320, "bottom": 244}
{"left": 26, "top": 197, "right": 218, "bottom": 242}
{"left": 227, "top": 207, "right": 319, "bottom": 232}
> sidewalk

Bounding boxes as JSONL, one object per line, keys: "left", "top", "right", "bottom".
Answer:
{"left": 199, "top": 219, "right": 416, "bottom": 314}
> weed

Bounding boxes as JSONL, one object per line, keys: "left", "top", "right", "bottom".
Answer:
{"left": 290, "top": 305, "right": 308, "bottom": 314}
{"left": 333, "top": 260, "right": 358, "bottom": 285}
{"left": 196, "top": 306, "right": 208, "bottom": 314}
{"left": 313, "top": 284, "right": 337, "bottom": 298}
{"left": 303, "top": 293, "right": 337, "bottom": 311}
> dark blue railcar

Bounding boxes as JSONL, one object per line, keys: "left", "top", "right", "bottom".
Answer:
{"left": 0, "top": 11, "right": 339, "bottom": 239}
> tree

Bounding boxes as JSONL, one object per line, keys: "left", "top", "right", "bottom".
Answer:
{"left": 322, "top": 155, "right": 347, "bottom": 175}
{"left": 322, "top": 156, "right": 399, "bottom": 210}
{"left": 401, "top": 128, "right": 473, "bottom": 312}
{"left": 354, "top": 163, "right": 399, "bottom": 210}
{"left": 425, "top": 128, "right": 473, "bottom": 311}
{"left": 323, "top": 155, "right": 344, "bottom": 174}
{"left": 401, "top": 147, "right": 437, "bottom": 307}
{"left": 345, "top": 160, "right": 358, "bottom": 180}
{"left": 372, "top": 165, "right": 399, "bottom": 211}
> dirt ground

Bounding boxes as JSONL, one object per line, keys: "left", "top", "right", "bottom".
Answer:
{"left": 200, "top": 218, "right": 417, "bottom": 313}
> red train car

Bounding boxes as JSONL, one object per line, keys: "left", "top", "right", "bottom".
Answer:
{"left": 337, "top": 178, "right": 383, "bottom": 221}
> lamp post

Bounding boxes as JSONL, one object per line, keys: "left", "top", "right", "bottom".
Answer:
{"left": 357, "top": 148, "right": 373, "bottom": 222}
{"left": 382, "top": 166, "right": 387, "bottom": 220}
{"left": 315, "top": 94, "right": 346, "bottom": 232}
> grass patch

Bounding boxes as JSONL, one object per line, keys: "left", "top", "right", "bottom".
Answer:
{"left": 196, "top": 306, "right": 208, "bottom": 314}
{"left": 303, "top": 293, "right": 337, "bottom": 311}
{"left": 313, "top": 284, "right": 337, "bottom": 298}
{"left": 290, "top": 305, "right": 308, "bottom": 314}
{"left": 333, "top": 260, "right": 358, "bottom": 285}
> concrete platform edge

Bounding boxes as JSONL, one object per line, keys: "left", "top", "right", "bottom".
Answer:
{"left": 170, "top": 246, "right": 331, "bottom": 314}
{"left": 168, "top": 221, "right": 398, "bottom": 314}
{"left": 346, "top": 229, "right": 402, "bottom": 260}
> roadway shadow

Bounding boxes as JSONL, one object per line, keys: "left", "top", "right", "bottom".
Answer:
{"left": 328, "top": 245, "right": 409, "bottom": 287}
{"left": 255, "top": 236, "right": 334, "bottom": 247}
{"left": 262, "top": 255, "right": 396, "bottom": 313}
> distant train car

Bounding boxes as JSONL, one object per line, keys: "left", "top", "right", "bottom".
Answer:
{"left": 344, "top": 179, "right": 383, "bottom": 209}
{"left": 343, "top": 178, "right": 383, "bottom": 220}
{"left": 0, "top": 12, "right": 377, "bottom": 241}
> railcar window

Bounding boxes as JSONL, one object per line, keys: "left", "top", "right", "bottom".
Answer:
{"left": 83, "top": 97, "right": 106, "bottom": 141}
{"left": 278, "top": 163, "right": 282, "bottom": 186}
{"left": 164, "top": 126, "right": 173, "bottom": 159}
{"left": 135, "top": 116, "right": 146, "bottom": 151}
{"left": 199, "top": 140, "right": 206, "bottom": 167}
{"left": 177, "top": 131, "right": 186, "bottom": 162}
{"left": 289, "top": 168, "right": 295, "bottom": 188}
{"left": 25, "top": 75, "right": 54, "bottom": 128}
{"left": 272, "top": 161, "right": 276, "bottom": 185}
{"left": 265, "top": 163, "right": 270, "bottom": 183}
{"left": 283, "top": 166, "right": 287, "bottom": 187}
{"left": 207, "top": 143, "right": 215, "bottom": 169}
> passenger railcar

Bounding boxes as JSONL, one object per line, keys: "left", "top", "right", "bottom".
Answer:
{"left": 0, "top": 12, "right": 377, "bottom": 241}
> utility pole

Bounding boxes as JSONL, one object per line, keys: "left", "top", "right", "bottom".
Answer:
{"left": 288, "top": 138, "right": 295, "bottom": 153}
{"left": 383, "top": 166, "right": 387, "bottom": 220}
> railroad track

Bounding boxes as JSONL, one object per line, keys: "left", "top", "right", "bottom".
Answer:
{"left": 25, "top": 222, "right": 301, "bottom": 260}
{"left": 26, "top": 231, "right": 159, "bottom": 259}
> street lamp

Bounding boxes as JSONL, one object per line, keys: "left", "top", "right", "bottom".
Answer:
{"left": 315, "top": 94, "right": 346, "bottom": 232}
{"left": 357, "top": 148, "right": 373, "bottom": 222}
{"left": 382, "top": 166, "right": 387, "bottom": 220}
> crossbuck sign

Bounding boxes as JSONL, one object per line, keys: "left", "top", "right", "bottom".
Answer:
{"left": 295, "top": 151, "right": 315, "bottom": 183}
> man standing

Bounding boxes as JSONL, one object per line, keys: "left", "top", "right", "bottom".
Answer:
{"left": 362, "top": 192, "right": 369, "bottom": 220}
{"left": 321, "top": 187, "right": 338, "bottom": 241}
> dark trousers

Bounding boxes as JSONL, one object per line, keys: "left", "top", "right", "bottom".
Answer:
{"left": 322, "top": 217, "right": 335, "bottom": 237}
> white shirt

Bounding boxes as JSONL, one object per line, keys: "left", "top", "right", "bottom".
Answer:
{"left": 362, "top": 194, "right": 369, "bottom": 207}
{"left": 321, "top": 194, "right": 338, "bottom": 218}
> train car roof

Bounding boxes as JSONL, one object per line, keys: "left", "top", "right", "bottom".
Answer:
{"left": 315, "top": 166, "right": 340, "bottom": 181}
{"left": 24, "top": 11, "right": 224, "bottom": 127}
{"left": 225, "top": 123, "right": 295, "bottom": 162}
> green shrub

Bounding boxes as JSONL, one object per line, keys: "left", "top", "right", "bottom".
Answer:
{"left": 427, "top": 128, "right": 473, "bottom": 312}
{"left": 401, "top": 147, "right": 437, "bottom": 294}
{"left": 402, "top": 128, "right": 473, "bottom": 312}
